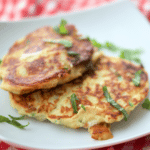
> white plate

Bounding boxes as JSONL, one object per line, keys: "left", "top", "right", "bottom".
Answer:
{"left": 0, "top": 0, "right": 150, "bottom": 149}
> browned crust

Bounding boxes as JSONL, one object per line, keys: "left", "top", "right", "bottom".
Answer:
{"left": 9, "top": 55, "right": 149, "bottom": 124}
{"left": 88, "top": 123, "right": 113, "bottom": 140}
{"left": 0, "top": 25, "right": 94, "bottom": 94}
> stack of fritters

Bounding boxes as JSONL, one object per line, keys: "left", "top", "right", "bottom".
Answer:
{"left": 0, "top": 21, "right": 149, "bottom": 140}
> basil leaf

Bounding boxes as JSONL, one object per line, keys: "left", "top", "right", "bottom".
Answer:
{"left": 0, "top": 115, "right": 11, "bottom": 123}
{"left": 120, "top": 51, "right": 125, "bottom": 59}
{"left": 58, "top": 39, "right": 72, "bottom": 47}
{"left": 119, "top": 49, "right": 143, "bottom": 64}
{"left": 132, "top": 70, "right": 142, "bottom": 86}
{"left": 0, "top": 59, "right": 2, "bottom": 64}
{"left": 89, "top": 38, "right": 142, "bottom": 64}
{"left": 129, "top": 102, "right": 134, "bottom": 107}
{"left": 104, "top": 42, "right": 119, "bottom": 52}
{"left": 10, "top": 120, "right": 29, "bottom": 129}
{"left": 91, "top": 39, "right": 102, "bottom": 48}
{"left": 8, "top": 115, "right": 25, "bottom": 120}
{"left": 70, "top": 93, "right": 79, "bottom": 113}
{"left": 60, "top": 19, "right": 67, "bottom": 26}
{"left": 59, "top": 19, "right": 68, "bottom": 34}
{"left": 54, "top": 19, "right": 68, "bottom": 35}
{"left": 142, "top": 98, "right": 150, "bottom": 110}
{"left": 80, "top": 104, "right": 86, "bottom": 111}
{"left": 67, "top": 51, "right": 79, "bottom": 56}
{"left": 103, "top": 86, "right": 129, "bottom": 121}
{"left": 104, "top": 42, "right": 143, "bottom": 64}
{"left": 44, "top": 39, "right": 72, "bottom": 48}
{"left": 64, "top": 67, "right": 68, "bottom": 70}
{"left": 82, "top": 36, "right": 143, "bottom": 64}
{"left": 0, "top": 115, "right": 29, "bottom": 129}
{"left": 59, "top": 26, "right": 68, "bottom": 34}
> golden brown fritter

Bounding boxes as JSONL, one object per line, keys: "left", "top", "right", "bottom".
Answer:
{"left": 0, "top": 25, "right": 99, "bottom": 94}
{"left": 9, "top": 54, "right": 149, "bottom": 140}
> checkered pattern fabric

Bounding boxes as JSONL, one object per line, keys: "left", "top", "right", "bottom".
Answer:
{"left": 0, "top": 0, "right": 150, "bottom": 22}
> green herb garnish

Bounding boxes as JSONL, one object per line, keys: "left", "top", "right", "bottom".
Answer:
{"left": 70, "top": 93, "right": 79, "bottom": 113}
{"left": 0, "top": 115, "right": 29, "bottom": 129}
{"left": 44, "top": 39, "right": 72, "bottom": 48}
{"left": 67, "top": 51, "right": 79, "bottom": 56}
{"left": 0, "top": 59, "right": 2, "bottom": 64}
{"left": 104, "top": 42, "right": 143, "bottom": 63}
{"left": 64, "top": 67, "right": 68, "bottom": 70}
{"left": 59, "top": 19, "right": 68, "bottom": 34}
{"left": 8, "top": 115, "right": 25, "bottom": 120}
{"left": 142, "top": 98, "right": 150, "bottom": 110}
{"left": 120, "top": 49, "right": 143, "bottom": 64}
{"left": 91, "top": 39, "right": 102, "bottom": 48}
{"left": 103, "top": 86, "right": 129, "bottom": 121}
{"left": 54, "top": 19, "right": 68, "bottom": 35}
{"left": 80, "top": 104, "right": 86, "bottom": 111}
{"left": 119, "top": 51, "right": 125, "bottom": 59}
{"left": 87, "top": 38, "right": 143, "bottom": 64}
{"left": 129, "top": 102, "right": 134, "bottom": 107}
{"left": 132, "top": 70, "right": 142, "bottom": 86}
{"left": 11, "top": 119, "right": 29, "bottom": 129}
{"left": 89, "top": 40, "right": 118, "bottom": 52}
{"left": 104, "top": 42, "right": 119, "bottom": 52}
{"left": 0, "top": 116, "right": 10, "bottom": 123}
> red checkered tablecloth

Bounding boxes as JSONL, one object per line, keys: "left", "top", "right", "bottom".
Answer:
{"left": 0, "top": 0, "right": 150, "bottom": 150}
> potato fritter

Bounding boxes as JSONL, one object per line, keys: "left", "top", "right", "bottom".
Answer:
{"left": 0, "top": 24, "right": 99, "bottom": 94}
{"left": 9, "top": 54, "right": 149, "bottom": 140}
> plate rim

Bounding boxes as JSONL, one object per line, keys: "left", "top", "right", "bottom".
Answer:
{"left": 0, "top": 130, "right": 150, "bottom": 150}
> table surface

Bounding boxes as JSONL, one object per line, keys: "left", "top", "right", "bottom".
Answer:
{"left": 0, "top": 0, "right": 150, "bottom": 150}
